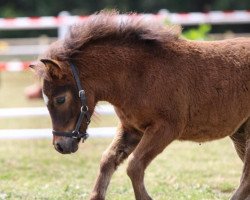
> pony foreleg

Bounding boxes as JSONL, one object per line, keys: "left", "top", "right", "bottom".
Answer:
{"left": 89, "top": 125, "right": 142, "bottom": 200}
{"left": 126, "top": 123, "right": 176, "bottom": 200}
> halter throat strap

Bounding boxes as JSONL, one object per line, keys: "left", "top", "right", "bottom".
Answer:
{"left": 52, "top": 62, "right": 90, "bottom": 141}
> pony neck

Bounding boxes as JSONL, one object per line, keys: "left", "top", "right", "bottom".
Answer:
{"left": 76, "top": 42, "right": 144, "bottom": 107}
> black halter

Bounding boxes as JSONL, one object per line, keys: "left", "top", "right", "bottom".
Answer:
{"left": 52, "top": 62, "right": 90, "bottom": 141}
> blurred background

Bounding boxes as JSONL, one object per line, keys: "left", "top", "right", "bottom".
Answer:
{"left": 0, "top": 1, "right": 250, "bottom": 199}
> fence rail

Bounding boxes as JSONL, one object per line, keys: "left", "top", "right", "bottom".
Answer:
{"left": 0, "top": 127, "right": 116, "bottom": 139}
{"left": 0, "top": 105, "right": 116, "bottom": 139}
{"left": 0, "top": 105, "right": 115, "bottom": 118}
{"left": 1, "top": 10, "right": 249, "bottom": 62}
{"left": 0, "top": 10, "right": 250, "bottom": 31}
{"left": 0, "top": 61, "right": 32, "bottom": 71}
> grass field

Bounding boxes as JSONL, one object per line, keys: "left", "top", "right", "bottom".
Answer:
{"left": 0, "top": 139, "right": 243, "bottom": 200}
{"left": 0, "top": 71, "right": 244, "bottom": 199}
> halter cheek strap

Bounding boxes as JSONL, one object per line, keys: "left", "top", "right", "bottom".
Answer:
{"left": 52, "top": 62, "right": 90, "bottom": 142}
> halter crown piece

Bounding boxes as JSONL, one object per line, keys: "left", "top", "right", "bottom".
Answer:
{"left": 52, "top": 62, "right": 90, "bottom": 142}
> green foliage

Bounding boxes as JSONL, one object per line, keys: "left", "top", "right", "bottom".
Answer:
{"left": 182, "top": 24, "right": 212, "bottom": 40}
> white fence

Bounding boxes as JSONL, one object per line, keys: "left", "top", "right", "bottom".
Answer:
{"left": 0, "top": 127, "right": 116, "bottom": 139}
{"left": 0, "top": 105, "right": 116, "bottom": 139}
{"left": 1, "top": 10, "right": 250, "bottom": 69}
{"left": 0, "top": 105, "right": 115, "bottom": 118}
{"left": 0, "top": 61, "right": 32, "bottom": 71}
{"left": 0, "top": 10, "right": 250, "bottom": 31}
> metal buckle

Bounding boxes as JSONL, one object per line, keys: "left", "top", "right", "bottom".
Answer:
{"left": 72, "top": 130, "right": 79, "bottom": 139}
{"left": 81, "top": 105, "right": 89, "bottom": 113}
{"left": 79, "top": 90, "right": 85, "bottom": 98}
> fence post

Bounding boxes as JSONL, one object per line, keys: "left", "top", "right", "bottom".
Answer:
{"left": 58, "top": 11, "right": 71, "bottom": 39}
{"left": 158, "top": 9, "right": 171, "bottom": 24}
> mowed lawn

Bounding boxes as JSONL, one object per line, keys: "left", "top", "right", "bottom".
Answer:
{"left": 0, "top": 71, "right": 244, "bottom": 199}
{"left": 0, "top": 139, "right": 243, "bottom": 200}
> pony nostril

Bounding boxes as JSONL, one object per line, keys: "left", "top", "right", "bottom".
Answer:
{"left": 55, "top": 143, "right": 64, "bottom": 153}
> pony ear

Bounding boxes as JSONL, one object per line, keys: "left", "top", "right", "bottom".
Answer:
{"left": 40, "top": 58, "right": 64, "bottom": 79}
{"left": 29, "top": 63, "right": 36, "bottom": 69}
{"left": 28, "top": 61, "right": 47, "bottom": 79}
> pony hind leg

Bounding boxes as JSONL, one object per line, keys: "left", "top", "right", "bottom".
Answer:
{"left": 230, "top": 118, "right": 250, "bottom": 200}
{"left": 89, "top": 124, "right": 142, "bottom": 200}
{"left": 231, "top": 140, "right": 250, "bottom": 200}
{"left": 230, "top": 118, "right": 250, "bottom": 161}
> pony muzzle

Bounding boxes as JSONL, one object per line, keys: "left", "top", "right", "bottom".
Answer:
{"left": 53, "top": 137, "right": 80, "bottom": 154}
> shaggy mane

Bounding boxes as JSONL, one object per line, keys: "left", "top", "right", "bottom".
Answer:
{"left": 58, "top": 10, "right": 181, "bottom": 60}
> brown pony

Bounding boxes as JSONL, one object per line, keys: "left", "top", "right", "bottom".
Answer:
{"left": 31, "top": 11, "right": 250, "bottom": 200}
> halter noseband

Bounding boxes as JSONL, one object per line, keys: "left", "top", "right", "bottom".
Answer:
{"left": 52, "top": 62, "right": 90, "bottom": 142}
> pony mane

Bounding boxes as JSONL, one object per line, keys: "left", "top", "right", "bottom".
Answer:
{"left": 58, "top": 10, "right": 181, "bottom": 60}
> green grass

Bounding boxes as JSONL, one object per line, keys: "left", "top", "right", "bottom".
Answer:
{"left": 0, "top": 139, "right": 242, "bottom": 200}
{"left": 0, "top": 71, "right": 244, "bottom": 199}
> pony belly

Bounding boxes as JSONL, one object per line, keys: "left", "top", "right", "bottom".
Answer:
{"left": 179, "top": 127, "right": 233, "bottom": 142}
{"left": 180, "top": 117, "right": 248, "bottom": 143}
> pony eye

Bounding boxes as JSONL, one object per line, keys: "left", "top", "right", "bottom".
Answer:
{"left": 55, "top": 96, "right": 66, "bottom": 105}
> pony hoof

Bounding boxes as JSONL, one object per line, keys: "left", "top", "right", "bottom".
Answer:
{"left": 89, "top": 194, "right": 104, "bottom": 200}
